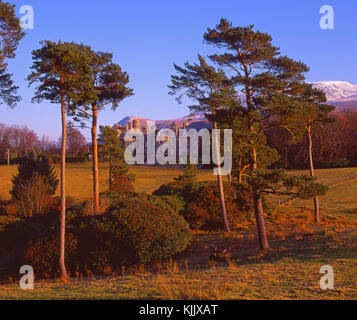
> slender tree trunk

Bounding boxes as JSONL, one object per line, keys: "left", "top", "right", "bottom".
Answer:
{"left": 238, "top": 158, "right": 243, "bottom": 184}
{"left": 109, "top": 159, "right": 113, "bottom": 192}
{"left": 307, "top": 126, "right": 320, "bottom": 223}
{"left": 59, "top": 90, "right": 69, "bottom": 281}
{"left": 228, "top": 171, "right": 232, "bottom": 184}
{"left": 251, "top": 144, "right": 270, "bottom": 251}
{"left": 253, "top": 191, "right": 269, "bottom": 250}
{"left": 213, "top": 122, "right": 230, "bottom": 233}
{"left": 91, "top": 104, "right": 99, "bottom": 213}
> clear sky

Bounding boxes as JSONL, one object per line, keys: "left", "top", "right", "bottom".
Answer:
{"left": 2, "top": 0, "right": 357, "bottom": 140}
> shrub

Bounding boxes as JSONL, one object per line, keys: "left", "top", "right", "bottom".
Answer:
{"left": 153, "top": 181, "right": 253, "bottom": 230}
{"left": 86, "top": 202, "right": 192, "bottom": 266}
{"left": 111, "top": 174, "right": 135, "bottom": 193}
{"left": 0, "top": 214, "right": 58, "bottom": 278}
{"left": 111, "top": 163, "right": 135, "bottom": 193}
{"left": 81, "top": 196, "right": 110, "bottom": 216}
{"left": 24, "top": 232, "right": 79, "bottom": 277}
{"left": 159, "top": 195, "right": 186, "bottom": 214}
{"left": 173, "top": 164, "right": 198, "bottom": 183}
{"left": 0, "top": 215, "right": 22, "bottom": 232}
{"left": 106, "top": 192, "right": 177, "bottom": 214}
{"left": 53, "top": 196, "right": 77, "bottom": 209}
{"left": 11, "top": 153, "right": 58, "bottom": 199}
{"left": 13, "top": 174, "right": 53, "bottom": 217}
{"left": 1, "top": 193, "right": 192, "bottom": 278}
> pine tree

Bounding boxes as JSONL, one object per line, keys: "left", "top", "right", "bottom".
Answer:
{"left": 69, "top": 48, "right": 133, "bottom": 212}
{"left": 283, "top": 84, "right": 335, "bottom": 223}
{"left": 174, "top": 164, "right": 198, "bottom": 183}
{"left": 0, "top": 1, "right": 25, "bottom": 107}
{"left": 28, "top": 41, "right": 94, "bottom": 281}
{"left": 204, "top": 19, "right": 329, "bottom": 250}
{"left": 169, "top": 55, "right": 236, "bottom": 233}
{"left": 98, "top": 125, "right": 125, "bottom": 191}
{"left": 10, "top": 153, "right": 59, "bottom": 200}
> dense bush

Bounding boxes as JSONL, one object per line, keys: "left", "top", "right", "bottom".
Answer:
{"left": 0, "top": 213, "right": 58, "bottom": 278}
{"left": 106, "top": 192, "right": 182, "bottom": 216}
{"left": 0, "top": 192, "right": 192, "bottom": 279}
{"left": 82, "top": 202, "right": 192, "bottom": 268}
{"left": 153, "top": 181, "right": 253, "bottom": 230}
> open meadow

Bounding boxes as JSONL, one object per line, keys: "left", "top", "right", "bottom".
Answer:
{"left": 0, "top": 164, "right": 356, "bottom": 300}
{"left": 0, "top": 163, "right": 216, "bottom": 200}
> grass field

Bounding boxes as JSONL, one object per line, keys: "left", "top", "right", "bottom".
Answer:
{"left": 1, "top": 164, "right": 357, "bottom": 300}
{"left": 1, "top": 228, "right": 356, "bottom": 300}
{"left": 2, "top": 164, "right": 357, "bottom": 217}
{"left": 0, "top": 163, "right": 216, "bottom": 200}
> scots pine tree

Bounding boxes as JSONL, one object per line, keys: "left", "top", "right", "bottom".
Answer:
{"left": 283, "top": 84, "right": 335, "bottom": 223}
{"left": 0, "top": 1, "right": 25, "bottom": 107}
{"left": 10, "top": 153, "right": 59, "bottom": 200}
{"left": 169, "top": 55, "right": 237, "bottom": 232}
{"left": 69, "top": 48, "right": 133, "bottom": 212}
{"left": 204, "top": 19, "right": 329, "bottom": 249}
{"left": 28, "top": 41, "right": 94, "bottom": 280}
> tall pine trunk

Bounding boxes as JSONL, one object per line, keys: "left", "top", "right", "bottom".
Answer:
{"left": 307, "top": 126, "right": 320, "bottom": 223}
{"left": 59, "top": 89, "right": 69, "bottom": 281}
{"left": 91, "top": 104, "right": 99, "bottom": 213}
{"left": 251, "top": 145, "right": 269, "bottom": 251}
{"left": 109, "top": 159, "right": 113, "bottom": 192}
{"left": 213, "top": 121, "right": 230, "bottom": 233}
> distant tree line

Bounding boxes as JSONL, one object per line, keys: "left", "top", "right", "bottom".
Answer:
{"left": 0, "top": 122, "right": 88, "bottom": 163}
{"left": 267, "top": 109, "right": 357, "bottom": 169}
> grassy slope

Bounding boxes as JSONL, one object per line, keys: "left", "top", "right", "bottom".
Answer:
{"left": 0, "top": 165, "right": 356, "bottom": 300}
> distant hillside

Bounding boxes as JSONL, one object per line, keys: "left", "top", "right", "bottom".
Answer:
{"left": 312, "top": 81, "right": 357, "bottom": 112}
{"left": 117, "top": 113, "right": 211, "bottom": 130}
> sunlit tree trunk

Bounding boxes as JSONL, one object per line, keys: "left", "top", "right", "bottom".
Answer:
{"left": 213, "top": 121, "right": 230, "bottom": 233}
{"left": 59, "top": 87, "right": 69, "bottom": 281}
{"left": 307, "top": 125, "right": 320, "bottom": 223}
{"left": 251, "top": 143, "right": 269, "bottom": 251}
{"left": 109, "top": 159, "right": 113, "bottom": 192}
{"left": 91, "top": 104, "right": 99, "bottom": 212}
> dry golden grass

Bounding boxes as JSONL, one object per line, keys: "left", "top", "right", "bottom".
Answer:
{"left": 0, "top": 163, "right": 217, "bottom": 200}
{"left": 154, "top": 273, "right": 230, "bottom": 300}
{"left": 1, "top": 229, "right": 356, "bottom": 300}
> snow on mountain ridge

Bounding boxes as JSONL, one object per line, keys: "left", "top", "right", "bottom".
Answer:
{"left": 312, "top": 81, "right": 357, "bottom": 101}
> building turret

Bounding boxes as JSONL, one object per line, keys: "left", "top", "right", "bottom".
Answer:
{"left": 133, "top": 119, "right": 141, "bottom": 130}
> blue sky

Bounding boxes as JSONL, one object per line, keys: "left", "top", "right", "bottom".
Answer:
{"left": 3, "top": 0, "right": 357, "bottom": 140}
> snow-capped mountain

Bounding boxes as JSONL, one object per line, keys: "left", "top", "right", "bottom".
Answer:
{"left": 311, "top": 81, "right": 357, "bottom": 101}
{"left": 117, "top": 82, "right": 357, "bottom": 128}
{"left": 311, "top": 81, "right": 357, "bottom": 111}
